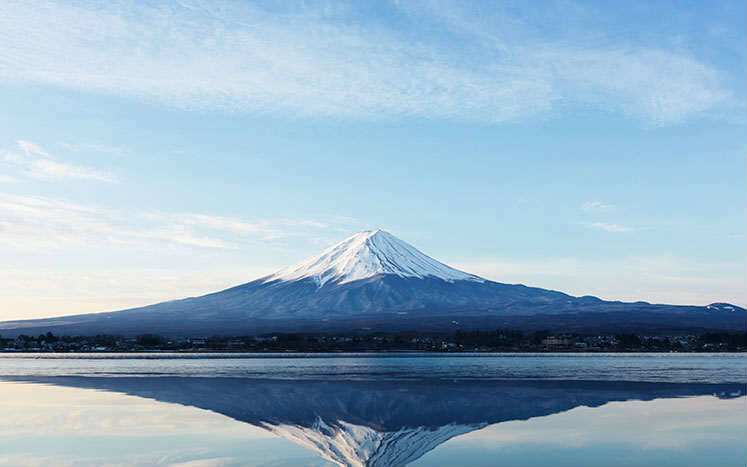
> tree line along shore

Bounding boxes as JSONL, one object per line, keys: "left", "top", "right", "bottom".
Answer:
{"left": 1, "top": 330, "right": 745, "bottom": 353}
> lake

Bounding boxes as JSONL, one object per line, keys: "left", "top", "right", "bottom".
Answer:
{"left": 0, "top": 353, "right": 745, "bottom": 466}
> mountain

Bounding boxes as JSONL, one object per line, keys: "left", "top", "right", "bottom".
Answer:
{"left": 4, "top": 376, "right": 743, "bottom": 467}
{"left": 0, "top": 229, "right": 744, "bottom": 336}
{"left": 265, "top": 229, "right": 482, "bottom": 286}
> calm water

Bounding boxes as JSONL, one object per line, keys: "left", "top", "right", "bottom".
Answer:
{"left": 1, "top": 353, "right": 745, "bottom": 466}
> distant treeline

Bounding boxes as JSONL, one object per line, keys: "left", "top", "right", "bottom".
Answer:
{"left": 2, "top": 329, "right": 746, "bottom": 352}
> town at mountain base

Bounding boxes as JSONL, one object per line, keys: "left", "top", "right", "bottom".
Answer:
{"left": 1, "top": 230, "right": 744, "bottom": 336}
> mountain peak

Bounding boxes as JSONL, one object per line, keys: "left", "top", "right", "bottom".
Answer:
{"left": 264, "top": 229, "right": 483, "bottom": 287}
{"left": 266, "top": 418, "right": 482, "bottom": 467}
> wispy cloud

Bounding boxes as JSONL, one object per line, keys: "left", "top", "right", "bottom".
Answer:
{"left": 581, "top": 202, "right": 632, "bottom": 233}
{"left": 509, "top": 47, "right": 730, "bottom": 125}
{"left": 0, "top": 0, "right": 734, "bottom": 124}
{"left": 0, "top": 175, "right": 16, "bottom": 183}
{"left": 26, "top": 159, "right": 115, "bottom": 182}
{"left": 0, "top": 192, "right": 333, "bottom": 252}
{"left": 2, "top": 140, "right": 116, "bottom": 183}
{"left": 582, "top": 200, "right": 614, "bottom": 211}
{"left": 0, "top": 193, "right": 119, "bottom": 250}
{"left": 178, "top": 214, "right": 328, "bottom": 240}
{"left": 147, "top": 226, "right": 236, "bottom": 249}
{"left": 17, "top": 139, "right": 50, "bottom": 158}
{"left": 588, "top": 222, "right": 634, "bottom": 233}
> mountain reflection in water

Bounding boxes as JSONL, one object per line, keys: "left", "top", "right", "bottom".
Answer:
{"left": 4, "top": 377, "right": 744, "bottom": 467}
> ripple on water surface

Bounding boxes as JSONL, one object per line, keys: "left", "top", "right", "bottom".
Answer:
{"left": 0, "top": 353, "right": 744, "bottom": 383}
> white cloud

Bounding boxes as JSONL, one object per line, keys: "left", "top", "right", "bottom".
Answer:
{"left": 0, "top": 193, "right": 108, "bottom": 215}
{"left": 531, "top": 47, "right": 729, "bottom": 125}
{"left": 582, "top": 200, "right": 614, "bottom": 211}
{"left": 148, "top": 225, "right": 235, "bottom": 249}
{"left": 0, "top": 193, "right": 121, "bottom": 250}
{"left": 1, "top": 140, "right": 116, "bottom": 183}
{"left": 166, "top": 214, "right": 329, "bottom": 241}
{"left": 26, "top": 159, "right": 115, "bottom": 182}
{"left": 17, "top": 139, "right": 50, "bottom": 158}
{"left": 588, "top": 222, "right": 634, "bottom": 232}
{"left": 0, "top": 175, "right": 16, "bottom": 183}
{"left": 0, "top": 193, "right": 335, "bottom": 253}
{"left": 0, "top": 193, "right": 214, "bottom": 251}
{"left": 0, "top": 0, "right": 734, "bottom": 124}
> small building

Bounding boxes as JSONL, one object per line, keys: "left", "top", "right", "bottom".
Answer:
{"left": 542, "top": 336, "right": 573, "bottom": 350}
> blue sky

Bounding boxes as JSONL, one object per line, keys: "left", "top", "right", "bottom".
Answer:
{"left": 0, "top": 0, "right": 744, "bottom": 320}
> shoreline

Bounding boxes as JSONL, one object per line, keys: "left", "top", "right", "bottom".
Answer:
{"left": 2, "top": 350, "right": 746, "bottom": 355}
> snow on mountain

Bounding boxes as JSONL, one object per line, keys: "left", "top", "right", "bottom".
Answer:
{"left": 264, "top": 229, "right": 483, "bottom": 287}
{"left": 265, "top": 417, "right": 483, "bottom": 467}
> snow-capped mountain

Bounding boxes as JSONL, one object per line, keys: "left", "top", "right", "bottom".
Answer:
{"left": 264, "top": 229, "right": 483, "bottom": 286}
{"left": 0, "top": 229, "right": 744, "bottom": 336}
{"left": 267, "top": 418, "right": 482, "bottom": 467}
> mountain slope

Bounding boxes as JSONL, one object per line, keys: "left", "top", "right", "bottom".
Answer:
{"left": 1, "top": 229, "right": 744, "bottom": 336}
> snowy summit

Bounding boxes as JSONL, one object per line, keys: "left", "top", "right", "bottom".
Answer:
{"left": 264, "top": 229, "right": 483, "bottom": 287}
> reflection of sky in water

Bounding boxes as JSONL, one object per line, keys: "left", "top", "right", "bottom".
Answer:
{"left": 1, "top": 378, "right": 745, "bottom": 467}
{"left": 0, "top": 381, "right": 330, "bottom": 467}
{"left": 412, "top": 396, "right": 747, "bottom": 467}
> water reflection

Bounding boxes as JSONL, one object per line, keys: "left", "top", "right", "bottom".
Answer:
{"left": 3, "top": 376, "right": 743, "bottom": 467}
